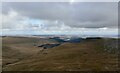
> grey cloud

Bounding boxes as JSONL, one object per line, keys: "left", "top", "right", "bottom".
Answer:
{"left": 2, "top": 2, "right": 118, "bottom": 28}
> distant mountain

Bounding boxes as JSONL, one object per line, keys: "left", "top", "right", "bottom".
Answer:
{"left": 49, "top": 37, "right": 65, "bottom": 43}
{"left": 85, "top": 37, "right": 102, "bottom": 40}
{"left": 49, "top": 37, "right": 82, "bottom": 43}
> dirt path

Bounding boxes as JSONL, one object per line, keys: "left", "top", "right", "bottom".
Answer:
{"left": 2, "top": 44, "right": 43, "bottom": 70}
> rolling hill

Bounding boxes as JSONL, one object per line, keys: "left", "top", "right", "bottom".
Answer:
{"left": 2, "top": 36, "right": 119, "bottom": 71}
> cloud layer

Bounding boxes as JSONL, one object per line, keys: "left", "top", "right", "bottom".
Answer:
{"left": 2, "top": 2, "right": 118, "bottom": 36}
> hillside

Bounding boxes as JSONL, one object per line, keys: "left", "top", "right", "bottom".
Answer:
{"left": 2, "top": 36, "right": 119, "bottom": 71}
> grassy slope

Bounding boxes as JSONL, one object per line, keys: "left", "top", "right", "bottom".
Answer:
{"left": 2, "top": 37, "right": 118, "bottom": 71}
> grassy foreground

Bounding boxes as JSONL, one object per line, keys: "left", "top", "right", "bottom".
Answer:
{"left": 2, "top": 36, "right": 119, "bottom": 71}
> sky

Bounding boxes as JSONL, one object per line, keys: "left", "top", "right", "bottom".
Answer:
{"left": 1, "top": 2, "right": 118, "bottom": 36}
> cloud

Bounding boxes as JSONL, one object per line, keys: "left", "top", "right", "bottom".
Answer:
{"left": 1, "top": 2, "right": 118, "bottom": 36}
{"left": 3, "top": 2, "right": 118, "bottom": 28}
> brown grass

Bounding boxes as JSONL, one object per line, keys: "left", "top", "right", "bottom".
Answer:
{"left": 2, "top": 37, "right": 119, "bottom": 71}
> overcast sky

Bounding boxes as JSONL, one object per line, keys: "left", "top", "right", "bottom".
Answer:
{"left": 1, "top": 2, "right": 118, "bottom": 36}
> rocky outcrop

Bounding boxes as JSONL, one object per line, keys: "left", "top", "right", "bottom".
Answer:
{"left": 103, "top": 39, "right": 118, "bottom": 54}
